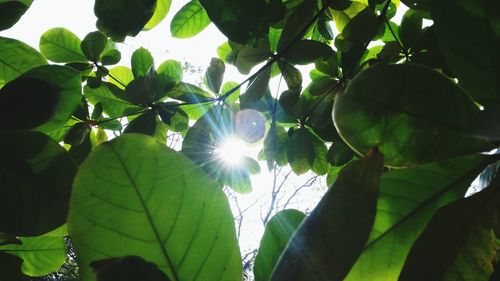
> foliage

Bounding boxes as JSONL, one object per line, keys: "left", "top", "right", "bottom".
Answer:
{"left": 0, "top": 0, "right": 499, "bottom": 280}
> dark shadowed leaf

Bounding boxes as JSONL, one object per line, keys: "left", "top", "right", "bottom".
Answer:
{"left": 81, "top": 31, "right": 108, "bottom": 62}
{"left": 64, "top": 122, "right": 91, "bottom": 146}
{"left": 333, "top": 64, "right": 493, "bottom": 167}
{"left": 100, "top": 49, "right": 121, "bottom": 65}
{"left": 91, "top": 256, "right": 170, "bottom": 281}
{"left": 240, "top": 67, "right": 271, "bottom": 107}
{"left": 0, "top": 36, "right": 47, "bottom": 87}
{"left": 399, "top": 9, "right": 423, "bottom": 51}
{"left": 278, "top": 59, "right": 302, "bottom": 90}
{"left": 199, "top": 0, "right": 268, "bottom": 44}
{"left": 0, "top": 251, "right": 29, "bottom": 280}
{"left": 94, "top": 0, "right": 156, "bottom": 42}
{"left": 165, "top": 82, "right": 213, "bottom": 103}
{"left": 399, "top": 175, "right": 500, "bottom": 281}
{"left": 345, "top": 154, "right": 496, "bottom": 281}
{"left": 0, "top": 131, "right": 76, "bottom": 236}
{"left": 287, "top": 127, "right": 315, "bottom": 175}
{"left": 123, "top": 110, "right": 157, "bottom": 136}
{"left": 431, "top": 0, "right": 500, "bottom": 105}
{"left": 85, "top": 83, "right": 142, "bottom": 118}
{"left": 282, "top": 40, "right": 334, "bottom": 65}
{"left": 277, "top": 0, "right": 318, "bottom": 52}
{"left": 204, "top": 57, "right": 225, "bottom": 93}
{"left": 170, "top": 0, "right": 210, "bottom": 38}
{"left": 234, "top": 37, "right": 272, "bottom": 74}
{"left": 254, "top": 209, "right": 306, "bottom": 281}
{"left": 271, "top": 149, "right": 384, "bottom": 281}
{"left": 68, "top": 134, "right": 242, "bottom": 281}
{"left": 39, "top": 27, "right": 87, "bottom": 63}
{"left": 0, "top": 0, "right": 32, "bottom": 31}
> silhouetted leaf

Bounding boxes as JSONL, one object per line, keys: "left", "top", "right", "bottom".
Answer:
{"left": 277, "top": 0, "right": 318, "bottom": 52}
{"left": 39, "top": 27, "right": 87, "bottom": 63}
{"left": 283, "top": 40, "right": 334, "bottom": 65}
{"left": 0, "top": 0, "right": 32, "bottom": 31}
{"left": 278, "top": 59, "right": 302, "bottom": 90}
{"left": 204, "top": 57, "right": 225, "bottom": 93}
{"left": 100, "top": 49, "right": 121, "bottom": 65}
{"left": 68, "top": 134, "right": 242, "bottom": 281}
{"left": 0, "top": 131, "right": 76, "bottom": 236}
{"left": 333, "top": 64, "right": 493, "bottom": 167}
{"left": 81, "top": 31, "right": 108, "bottom": 62}
{"left": 170, "top": 0, "right": 210, "bottom": 38}
{"left": 254, "top": 210, "right": 306, "bottom": 281}
{"left": 144, "top": 0, "right": 172, "bottom": 30}
{"left": 123, "top": 110, "right": 157, "bottom": 136}
{"left": 271, "top": 149, "right": 384, "bottom": 281}
{"left": 94, "top": 0, "right": 156, "bottom": 42}
{"left": 91, "top": 256, "right": 170, "bottom": 281}
{"left": 399, "top": 9, "right": 423, "bottom": 51}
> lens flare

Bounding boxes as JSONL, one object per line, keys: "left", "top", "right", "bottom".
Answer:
{"left": 215, "top": 135, "right": 247, "bottom": 166}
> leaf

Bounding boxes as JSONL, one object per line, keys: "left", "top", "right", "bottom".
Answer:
{"left": 100, "top": 48, "right": 121, "bottom": 65}
{"left": 254, "top": 209, "right": 306, "bottom": 281}
{"left": 310, "top": 132, "right": 329, "bottom": 176}
{"left": 0, "top": 36, "right": 47, "bottom": 86}
{"left": 144, "top": 0, "right": 172, "bottom": 30}
{"left": 0, "top": 76, "right": 59, "bottom": 131}
{"left": 277, "top": 0, "right": 318, "bottom": 52}
{"left": 0, "top": 131, "right": 76, "bottom": 236}
{"left": 286, "top": 127, "right": 315, "bottom": 175}
{"left": 282, "top": 40, "right": 334, "bottom": 65}
{"left": 277, "top": 59, "right": 302, "bottom": 91}
{"left": 398, "top": 178, "right": 499, "bottom": 281}
{"left": 204, "top": 57, "right": 225, "bottom": 94}
{"left": 233, "top": 37, "right": 272, "bottom": 75}
{"left": 431, "top": 0, "right": 500, "bottom": 105}
{"left": 131, "top": 47, "right": 154, "bottom": 78}
{"left": 263, "top": 122, "right": 288, "bottom": 170}
{"left": 327, "top": 138, "right": 355, "bottom": 166}
{"left": 0, "top": 235, "right": 66, "bottom": 277}
{"left": 166, "top": 82, "right": 213, "bottom": 104}
{"left": 80, "top": 31, "right": 108, "bottom": 62}
{"left": 91, "top": 256, "right": 171, "bottom": 281}
{"left": 94, "top": 0, "right": 156, "bottom": 42}
{"left": 240, "top": 67, "right": 271, "bottom": 107}
{"left": 0, "top": 0, "right": 32, "bottom": 31}
{"left": 157, "top": 60, "right": 183, "bottom": 83}
{"left": 333, "top": 63, "right": 493, "bottom": 167}
{"left": 199, "top": 0, "right": 268, "bottom": 44}
{"left": 0, "top": 251, "right": 29, "bottom": 280}
{"left": 39, "top": 27, "right": 86, "bottom": 63}
{"left": 85, "top": 83, "right": 142, "bottom": 118}
{"left": 329, "top": 2, "right": 366, "bottom": 32}
{"left": 170, "top": 0, "right": 210, "bottom": 38}
{"left": 0, "top": 233, "right": 20, "bottom": 246}
{"left": 345, "top": 154, "right": 495, "bottom": 281}
{"left": 68, "top": 134, "right": 242, "bottom": 281}
{"left": 220, "top": 81, "right": 239, "bottom": 103}
{"left": 270, "top": 149, "right": 384, "bottom": 281}
{"left": 123, "top": 110, "right": 157, "bottom": 136}
{"left": 124, "top": 75, "right": 158, "bottom": 105}
{"left": 399, "top": 9, "right": 423, "bottom": 51}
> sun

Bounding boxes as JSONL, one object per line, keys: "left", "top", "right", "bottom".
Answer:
{"left": 214, "top": 135, "right": 248, "bottom": 166}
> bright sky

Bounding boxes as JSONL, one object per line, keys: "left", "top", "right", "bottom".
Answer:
{"left": 0, "top": 0, "right": 328, "bottom": 254}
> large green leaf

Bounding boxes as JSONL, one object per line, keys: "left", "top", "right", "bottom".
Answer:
{"left": 399, "top": 176, "right": 500, "bottom": 281}
{"left": 0, "top": 131, "right": 76, "bottom": 236}
{"left": 25, "top": 65, "right": 82, "bottom": 133}
{"left": 345, "top": 154, "right": 495, "bottom": 281}
{"left": 277, "top": 0, "right": 318, "bottom": 52}
{"left": 199, "top": 0, "right": 268, "bottom": 44}
{"left": 0, "top": 235, "right": 66, "bottom": 277}
{"left": 107, "top": 66, "right": 134, "bottom": 89}
{"left": 157, "top": 59, "right": 183, "bottom": 83}
{"left": 94, "top": 0, "right": 157, "bottom": 42}
{"left": 39, "top": 27, "right": 87, "bottom": 63}
{"left": 333, "top": 63, "right": 493, "bottom": 167}
{"left": 0, "top": 36, "right": 47, "bottom": 87}
{"left": 144, "top": 0, "right": 172, "bottom": 30}
{"left": 430, "top": 0, "right": 500, "bottom": 105}
{"left": 286, "top": 127, "right": 315, "bottom": 175}
{"left": 271, "top": 150, "right": 384, "bottom": 281}
{"left": 254, "top": 209, "right": 305, "bottom": 281}
{"left": 68, "top": 134, "right": 242, "bottom": 281}
{"left": 85, "top": 83, "right": 142, "bottom": 118}
{"left": 234, "top": 37, "right": 272, "bottom": 75}
{"left": 170, "top": 0, "right": 210, "bottom": 38}
{"left": 0, "top": 0, "right": 32, "bottom": 31}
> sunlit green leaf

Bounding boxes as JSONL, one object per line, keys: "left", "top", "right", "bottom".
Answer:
{"left": 287, "top": 127, "right": 315, "bottom": 175}
{"left": 68, "top": 134, "right": 242, "bottom": 281}
{"left": 131, "top": 47, "right": 154, "bottom": 78}
{"left": 85, "top": 83, "right": 142, "bottom": 118}
{"left": 333, "top": 64, "right": 493, "bottom": 167}
{"left": 39, "top": 27, "right": 87, "bottom": 63}
{"left": 170, "top": 0, "right": 210, "bottom": 38}
{"left": 0, "top": 131, "right": 76, "bottom": 236}
{"left": 144, "top": 0, "right": 172, "bottom": 30}
{"left": 107, "top": 66, "right": 134, "bottom": 89}
{"left": 157, "top": 59, "right": 183, "bottom": 83}
{"left": 254, "top": 209, "right": 306, "bottom": 281}
{"left": 329, "top": 2, "right": 366, "bottom": 32}
{"left": 271, "top": 150, "right": 384, "bottom": 281}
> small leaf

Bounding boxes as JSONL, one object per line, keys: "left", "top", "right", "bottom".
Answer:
{"left": 333, "top": 64, "right": 493, "bottom": 167}
{"left": 0, "top": 0, "right": 32, "bottom": 31}
{"left": 399, "top": 177, "right": 500, "bottom": 281}
{"left": 85, "top": 83, "right": 142, "bottom": 118}
{"left": 123, "top": 110, "right": 157, "bottom": 136}
{"left": 100, "top": 49, "right": 121, "bottom": 65}
{"left": 144, "top": 0, "right": 172, "bottom": 30}
{"left": 131, "top": 47, "right": 154, "bottom": 78}
{"left": 99, "top": 119, "right": 122, "bottom": 131}
{"left": 0, "top": 36, "right": 47, "bottom": 86}
{"left": 278, "top": 59, "right": 302, "bottom": 90}
{"left": 39, "top": 27, "right": 87, "bottom": 63}
{"left": 271, "top": 149, "right": 384, "bottom": 281}
{"left": 91, "top": 256, "right": 170, "bottom": 281}
{"left": 234, "top": 37, "right": 272, "bottom": 74}
{"left": 254, "top": 210, "right": 306, "bottom": 281}
{"left": 170, "top": 0, "right": 210, "bottom": 38}
{"left": 240, "top": 67, "right": 271, "bottom": 107}
{"left": 277, "top": 0, "right": 318, "bottom": 52}
{"left": 157, "top": 60, "right": 183, "bottom": 82}
{"left": 0, "top": 131, "right": 76, "bottom": 236}
{"left": 282, "top": 40, "right": 334, "bottom": 65}
{"left": 399, "top": 9, "right": 423, "bottom": 51}
{"left": 91, "top": 102, "right": 104, "bottom": 120}
{"left": 68, "top": 134, "right": 242, "bottom": 281}
{"left": 64, "top": 122, "right": 91, "bottom": 146}
{"left": 81, "top": 31, "right": 108, "bottom": 62}
{"left": 204, "top": 57, "right": 225, "bottom": 93}
{"left": 94, "top": 0, "right": 156, "bottom": 41}
{"left": 287, "top": 127, "right": 315, "bottom": 175}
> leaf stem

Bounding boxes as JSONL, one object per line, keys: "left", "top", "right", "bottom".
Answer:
{"left": 383, "top": 15, "right": 411, "bottom": 61}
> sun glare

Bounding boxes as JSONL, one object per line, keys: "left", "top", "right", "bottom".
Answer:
{"left": 215, "top": 135, "right": 247, "bottom": 166}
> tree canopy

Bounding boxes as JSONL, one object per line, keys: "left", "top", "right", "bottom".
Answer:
{"left": 0, "top": 0, "right": 499, "bottom": 280}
